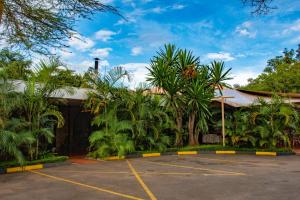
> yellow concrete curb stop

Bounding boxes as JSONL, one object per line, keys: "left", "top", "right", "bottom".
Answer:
{"left": 255, "top": 152, "right": 277, "bottom": 156}
{"left": 177, "top": 151, "right": 198, "bottom": 155}
{"left": 6, "top": 164, "right": 43, "bottom": 173}
{"left": 216, "top": 151, "right": 236, "bottom": 155}
{"left": 142, "top": 153, "right": 161, "bottom": 157}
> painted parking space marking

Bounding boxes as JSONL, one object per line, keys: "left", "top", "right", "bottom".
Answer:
{"left": 127, "top": 160, "right": 157, "bottom": 200}
{"left": 140, "top": 160, "right": 246, "bottom": 176}
{"left": 42, "top": 169, "right": 193, "bottom": 176}
{"left": 183, "top": 155, "right": 279, "bottom": 167}
{"left": 30, "top": 170, "right": 144, "bottom": 200}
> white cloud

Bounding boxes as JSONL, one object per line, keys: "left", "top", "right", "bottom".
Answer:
{"left": 206, "top": 52, "right": 235, "bottom": 61}
{"left": 226, "top": 69, "right": 259, "bottom": 86}
{"left": 283, "top": 19, "right": 300, "bottom": 35}
{"left": 151, "top": 7, "right": 166, "bottom": 13}
{"left": 95, "top": 29, "right": 117, "bottom": 42}
{"left": 172, "top": 4, "right": 186, "bottom": 10}
{"left": 131, "top": 47, "right": 143, "bottom": 56}
{"left": 68, "top": 59, "right": 110, "bottom": 73}
{"left": 90, "top": 48, "right": 112, "bottom": 58}
{"left": 100, "top": 0, "right": 114, "bottom": 4}
{"left": 68, "top": 34, "right": 95, "bottom": 51}
{"left": 119, "top": 63, "right": 149, "bottom": 89}
{"left": 235, "top": 21, "right": 256, "bottom": 38}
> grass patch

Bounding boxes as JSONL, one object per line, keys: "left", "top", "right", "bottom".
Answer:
{"left": 0, "top": 156, "right": 69, "bottom": 169}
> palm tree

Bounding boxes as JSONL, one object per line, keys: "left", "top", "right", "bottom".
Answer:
{"left": 184, "top": 78, "right": 213, "bottom": 145}
{"left": 88, "top": 106, "right": 135, "bottom": 158}
{"left": 209, "top": 61, "right": 232, "bottom": 93}
{"left": 19, "top": 59, "right": 67, "bottom": 160}
{"left": 251, "top": 96, "right": 299, "bottom": 147}
{"left": 0, "top": 74, "right": 34, "bottom": 163}
{"left": 120, "top": 88, "right": 173, "bottom": 151}
{"left": 147, "top": 44, "right": 185, "bottom": 146}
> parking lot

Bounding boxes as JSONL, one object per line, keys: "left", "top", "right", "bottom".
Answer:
{"left": 1, "top": 154, "right": 300, "bottom": 200}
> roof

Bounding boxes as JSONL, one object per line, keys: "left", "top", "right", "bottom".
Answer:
{"left": 147, "top": 87, "right": 300, "bottom": 108}
{"left": 8, "top": 81, "right": 300, "bottom": 107}
{"left": 10, "top": 80, "right": 92, "bottom": 101}
{"left": 213, "top": 88, "right": 300, "bottom": 107}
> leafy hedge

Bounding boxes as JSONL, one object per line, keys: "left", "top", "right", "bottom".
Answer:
{"left": 0, "top": 156, "right": 68, "bottom": 168}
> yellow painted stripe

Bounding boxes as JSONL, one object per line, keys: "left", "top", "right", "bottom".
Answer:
{"left": 177, "top": 151, "right": 197, "bottom": 155}
{"left": 6, "top": 164, "right": 43, "bottom": 173}
{"left": 142, "top": 160, "right": 245, "bottom": 176}
{"left": 105, "top": 156, "right": 125, "bottom": 160}
{"left": 216, "top": 151, "right": 236, "bottom": 154}
{"left": 127, "top": 160, "right": 157, "bottom": 200}
{"left": 30, "top": 170, "right": 144, "bottom": 200}
{"left": 256, "top": 152, "right": 277, "bottom": 156}
{"left": 142, "top": 153, "right": 160, "bottom": 157}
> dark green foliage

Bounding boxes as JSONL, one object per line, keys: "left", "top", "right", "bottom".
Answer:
{"left": 0, "top": 58, "right": 69, "bottom": 164}
{"left": 222, "top": 96, "right": 299, "bottom": 148}
{"left": 148, "top": 44, "right": 231, "bottom": 146}
{"left": 0, "top": 48, "right": 32, "bottom": 80}
{"left": 243, "top": 46, "right": 300, "bottom": 93}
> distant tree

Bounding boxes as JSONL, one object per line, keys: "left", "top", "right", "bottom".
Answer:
{"left": 0, "top": 0, "right": 119, "bottom": 54}
{"left": 242, "top": 0, "right": 276, "bottom": 15}
{"left": 0, "top": 48, "right": 32, "bottom": 79}
{"left": 296, "top": 44, "right": 300, "bottom": 61}
{"left": 243, "top": 45, "right": 300, "bottom": 93}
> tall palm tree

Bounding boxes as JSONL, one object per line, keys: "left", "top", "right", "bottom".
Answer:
{"left": 0, "top": 73, "right": 34, "bottom": 163}
{"left": 184, "top": 78, "right": 213, "bottom": 145}
{"left": 209, "top": 61, "right": 232, "bottom": 93}
{"left": 89, "top": 106, "right": 135, "bottom": 158}
{"left": 147, "top": 44, "right": 185, "bottom": 146}
{"left": 251, "top": 96, "right": 299, "bottom": 147}
{"left": 120, "top": 89, "right": 173, "bottom": 151}
{"left": 19, "top": 59, "right": 67, "bottom": 160}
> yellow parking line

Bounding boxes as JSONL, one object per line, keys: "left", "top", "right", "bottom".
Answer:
{"left": 184, "top": 156, "right": 278, "bottom": 167}
{"left": 142, "top": 160, "right": 245, "bottom": 176}
{"left": 141, "top": 172, "right": 192, "bottom": 175}
{"left": 30, "top": 170, "right": 144, "bottom": 200}
{"left": 203, "top": 173, "right": 245, "bottom": 176}
{"left": 126, "top": 160, "right": 157, "bottom": 200}
{"left": 48, "top": 170, "right": 130, "bottom": 174}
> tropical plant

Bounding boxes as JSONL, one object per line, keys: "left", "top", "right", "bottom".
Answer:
{"left": 0, "top": 74, "right": 34, "bottom": 163}
{"left": 18, "top": 59, "right": 67, "bottom": 160}
{"left": 251, "top": 96, "right": 299, "bottom": 148}
{"left": 88, "top": 107, "right": 134, "bottom": 158}
{"left": 85, "top": 66, "right": 131, "bottom": 115}
{"left": 147, "top": 44, "right": 185, "bottom": 146}
{"left": 148, "top": 44, "right": 232, "bottom": 146}
{"left": 121, "top": 89, "right": 173, "bottom": 151}
{"left": 217, "top": 109, "right": 256, "bottom": 147}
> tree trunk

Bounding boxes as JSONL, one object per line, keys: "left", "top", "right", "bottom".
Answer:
{"left": 0, "top": 0, "right": 4, "bottom": 25}
{"left": 175, "top": 111, "right": 183, "bottom": 146}
{"left": 35, "top": 138, "right": 39, "bottom": 160}
{"left": 188, "top": 111, "right": 196, "bottom": 146}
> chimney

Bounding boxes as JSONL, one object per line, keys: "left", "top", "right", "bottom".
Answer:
{"left": 94, "top": 58, "right": 99, "bottom": 72}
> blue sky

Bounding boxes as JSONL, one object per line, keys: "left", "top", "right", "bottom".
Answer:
{"left": 52, "top": 0, "right": 300, "bottom": 88}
